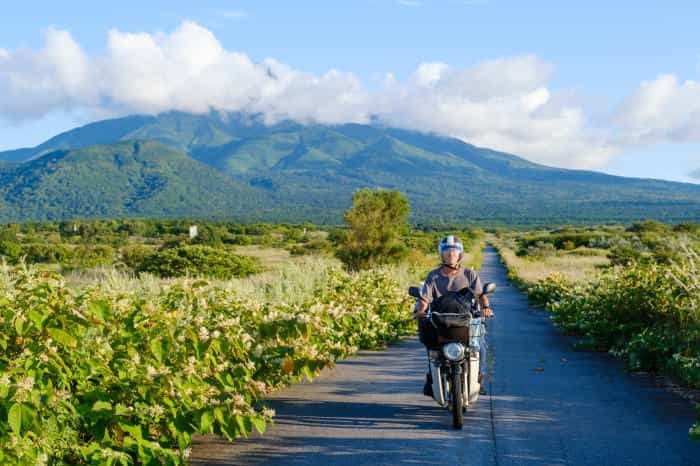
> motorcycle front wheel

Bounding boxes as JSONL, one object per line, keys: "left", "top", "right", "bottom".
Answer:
{"left": 451, "top": 369, "right": 464, "bottom": 429}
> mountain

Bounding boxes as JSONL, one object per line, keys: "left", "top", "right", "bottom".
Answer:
{"left": 1, "top": 111, "right": 700, "bottom": 225}
{"left": 0, "top": 140, "right": 271, "bottom": 222}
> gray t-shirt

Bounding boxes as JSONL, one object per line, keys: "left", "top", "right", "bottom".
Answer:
{"left": 419, "top": 266, "right": 483, "bottom": 305}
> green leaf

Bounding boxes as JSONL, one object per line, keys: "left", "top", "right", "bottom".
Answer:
{"left": 119, "top": 422, "right": 143, "bottom": 440}
{"left": 200, "top": 411, "right": 214, "bottom": 433}
{"left": 8, "top": 403, "right": 21, "bottom": 435}
{"left": 14, "top": 316, "right": 25, "bottom": 336}
{"left": 176, "top": 430, "right": 191, "bottom": 452}
{"left": 28, "top": 309, "right": 48, "bottom": 331}
{"left": 47, "top": 327, "right": 77, "bottom": 348}
{"left": 88, "top": 300, "right": 109, "bottom": 322}
{"left": 213, "top": 407, "right": 225, "bottom": 425}
{"left": 150, "top": 338, "right": 163, "bottom": 363}
{"left": 115, "top": 404, "right": 130, "bottom": 416}
{"left": 234, "top": 414, "right": 250, "bottom": 437}
{"left": 92, "top": 400, "right": 112, "bottom": 412}
{"left": 302, "top": 365, "right": 315, "bottom": 381}
{"left": 80, "top": 442, "right": 102, "bottom": 460}
{"left": 250, "top": 416, "right": 267, "bottom": 435}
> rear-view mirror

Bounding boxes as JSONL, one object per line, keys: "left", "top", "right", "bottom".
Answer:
{"left": 408, "top": 286, "right": 421, "bottom": 298}
{"left": 483, "top": 282, "right": 496, "bottom": 294}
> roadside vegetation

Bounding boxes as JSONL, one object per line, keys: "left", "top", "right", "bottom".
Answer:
{"left": 0, "top": 190, "right": 485, "bottom": 464}
{"left": 489, "top": 221, "right": 700, "bottom": 440}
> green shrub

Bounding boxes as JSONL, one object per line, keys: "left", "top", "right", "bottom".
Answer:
{"left": 562, "top": 240, "right": 576, "bottom": 250}
{"left": 335, "top": 188, "right": 410, "bottom": 271}
{"left": 0, "top": 241, "right": 21, "bottom": 262}
{"left": 523, "top": 241, "right": 557, "bottom": 258}
{"left": 119, "top": 244, "right": 155, "bottom": 270}
{"left": 20, "top": 244, "right": 71, "bottom": 264}
{"left": 288, "top": 238, "right": 331, "bottom": 256}
{"left": 226, "top": 234, "right": 253, "bottom": 245}
{"left": 61, "top": 245, "right": 115, "bottom": 270}
{"left": 0, "top": 258, "right": 413, "bottom": 463}
{"left": 626, "top": 220, "right": 668, "bottom": 234}
{"left": 136, "top": 245, "right": 261, "bottom": 279}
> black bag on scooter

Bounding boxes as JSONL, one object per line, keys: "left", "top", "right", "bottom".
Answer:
{"left": 429, "top": 289, "right": 473, "bottom": 342}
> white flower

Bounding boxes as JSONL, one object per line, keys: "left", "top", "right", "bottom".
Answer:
{"left": 211, "top": 329, "right": 221, "bottom": 339}
{"left": 148, "top": 405, "right": 165, "bottom": 417}
{"left": 215, "top": 363, "right": 227, "bottom": 372}
{"left": 198, "top": 326, "right": 210, "bottom": 341}
{"left": 251, "top": 380, "right": 267, "bottom": 394}
{"left": 54, "top": 390, "right": 71, "bottom": 402}
{"left": 17, "top": 375, "right": 35, "bottom": 393}
{"left": 263, "top": 407, "right": 276, "bottom": 418}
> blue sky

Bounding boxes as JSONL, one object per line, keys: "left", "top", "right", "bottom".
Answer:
{"left": 1, "top": 0, "right": 699, "bottom": 183}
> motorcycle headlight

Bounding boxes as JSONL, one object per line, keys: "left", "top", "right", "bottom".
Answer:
{"left": 442, "top": 342, "right": 465, "bottom": 361}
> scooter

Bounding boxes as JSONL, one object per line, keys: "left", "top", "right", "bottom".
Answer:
{"left": 408, "top": 282, "right": 496, "bottom": 429}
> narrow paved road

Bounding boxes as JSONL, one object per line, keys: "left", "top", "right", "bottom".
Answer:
{"left": 191, "top": 247, "right": 700, "bottom": 465}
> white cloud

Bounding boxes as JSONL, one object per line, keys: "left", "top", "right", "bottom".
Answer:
{"left": 375, "top": 55, "right": 617, "bottom": 168}
{"left": 0, "top": 26, "right": 97, "bottom": 117}
{"left": 614, "top": 74, "right": 700, "bottom": 144}
{"left": 4, "top": 20, "right": 677, "bottom": 170}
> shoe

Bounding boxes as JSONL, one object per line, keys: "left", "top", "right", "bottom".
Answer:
{"left": 423, "top": 372, "right": 433, "bottom": 397}
{"left": 478, "top": 374, "right": 487, "bottom": 395}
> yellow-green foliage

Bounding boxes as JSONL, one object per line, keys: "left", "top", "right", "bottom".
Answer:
{"left": 489, "top": 236, "right": 608, "bottom": 285}
{"left": 0, "top": 262, "right": 414, "bottom": 464}
{"left": 336, "top": 188, "right": 410, "bottom": 271}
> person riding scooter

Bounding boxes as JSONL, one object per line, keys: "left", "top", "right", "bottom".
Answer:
{"left": 413, "top": 235, "right": 493, "bottom": 396}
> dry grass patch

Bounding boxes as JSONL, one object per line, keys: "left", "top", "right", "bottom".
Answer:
{"left": 490, "top": 235, "right": 608, "bottom": 284}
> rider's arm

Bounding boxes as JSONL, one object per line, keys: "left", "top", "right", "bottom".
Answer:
{"left": 413, "top": 298, "right": 428, "bottom": 318}
{"left": 413, "top": 275, "right": 433, "bottom": 318}
{"left": 479, "top": 294, "right": 493, "bottom": 317}
{"left": 470, "top": 269, "right": 493, "bottom": 317}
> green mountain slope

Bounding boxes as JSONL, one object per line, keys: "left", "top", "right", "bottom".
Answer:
{"left": 1, "top": 111, "right": 699, "bottom": 224}
{"left": 0, "top": 140, "right": 271, "bottom": 221}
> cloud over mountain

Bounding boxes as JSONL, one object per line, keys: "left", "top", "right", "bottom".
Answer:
{"left": 1, "top": 21, "right": 697, "bottom": 170}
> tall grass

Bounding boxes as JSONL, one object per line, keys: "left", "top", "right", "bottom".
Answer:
{"left": 488, "top": 235, "right": 608, "bottom": 285}
{"left": 63, "top": 253, "right": 342, "bottom": 304}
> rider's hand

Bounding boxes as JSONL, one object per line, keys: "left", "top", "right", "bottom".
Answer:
{"left": 413, "top": 310, "right": 426, "bottom": 320}
{"left": 482, "top": 307, "right": 494, "bottom": 318}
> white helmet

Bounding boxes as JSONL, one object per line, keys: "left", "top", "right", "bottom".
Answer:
{"left": 438, "top": 235, "right": 464, "bottom": 263}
